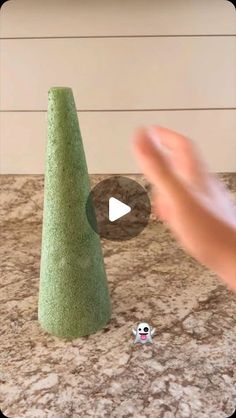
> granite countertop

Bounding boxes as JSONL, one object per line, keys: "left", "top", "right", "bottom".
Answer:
{"left": 1, "top": 174, "right": 236, "bottom": 418}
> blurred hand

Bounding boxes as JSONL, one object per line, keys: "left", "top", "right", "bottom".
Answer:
{"left": 132, "top": 125, "right": 236, "bottom": 293}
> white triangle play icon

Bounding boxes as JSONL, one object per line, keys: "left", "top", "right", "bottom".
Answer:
{"left": 109, "top": 197, "right": 131, "bottom": 222}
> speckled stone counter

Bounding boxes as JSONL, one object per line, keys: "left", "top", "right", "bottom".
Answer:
{"left": 1, "top": 174, "right": 236, "bottom": 418}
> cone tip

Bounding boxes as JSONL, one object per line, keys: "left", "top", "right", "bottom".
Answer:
{"left": 48, "top": 86, "right": 73, "bottom": 93}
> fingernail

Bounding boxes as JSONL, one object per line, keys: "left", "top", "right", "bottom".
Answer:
{"left": 147, "top": 127, "right": 162, "bottom": 150}
{"left": 147, "top": 126, "right": 170, "bottom": 156}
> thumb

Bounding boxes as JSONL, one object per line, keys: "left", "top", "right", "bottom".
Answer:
{"left": 132, "top": 127, "right": 187, "bottom": 202}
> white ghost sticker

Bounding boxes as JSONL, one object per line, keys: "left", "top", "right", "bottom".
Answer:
{"left": 132, "top": 322, "right": 155, "bottom": 344}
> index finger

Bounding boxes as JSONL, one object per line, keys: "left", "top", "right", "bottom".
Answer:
{"left": 148, "top": 125, "right": 192, "bottom": 153}
{"left": 132, "top": 127, "right": 187, "bottom": 201}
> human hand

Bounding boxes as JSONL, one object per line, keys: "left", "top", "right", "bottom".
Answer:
{"left": 132, "top": 126, "right": 236, "bottom": 293}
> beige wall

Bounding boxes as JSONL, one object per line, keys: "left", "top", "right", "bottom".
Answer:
{"left": 0, "top": 0, "right": 236, "bottom": 173}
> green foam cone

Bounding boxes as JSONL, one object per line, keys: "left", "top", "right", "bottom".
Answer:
{"left": 38, "top": 87, "right": 112, "bottom": 339}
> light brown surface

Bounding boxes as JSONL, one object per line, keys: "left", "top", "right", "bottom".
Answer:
{"left": 1, "top": 174, "right": 236, "bottom": 417}
{"left": 1, "top": 0, "right": 235, "bottom": 37}
{"left": 1, "top": 1, "right": 236, "bottom": 175}
{"left": 1, "top": 110, "right": 236, "bottom": 174}
{"left": 1, "top": 37, "right": 236, "bottom": 111}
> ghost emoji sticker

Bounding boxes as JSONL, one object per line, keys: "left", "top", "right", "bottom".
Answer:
{"left": 132, "top": 322, "right": 155, "bottom": 344}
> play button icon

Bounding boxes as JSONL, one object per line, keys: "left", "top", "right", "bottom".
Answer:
{"left": 109, "top": 197, "right": 131, "bottom": 222}
{"left": 86, "top": 176, "right": 151, "bottom": 241}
